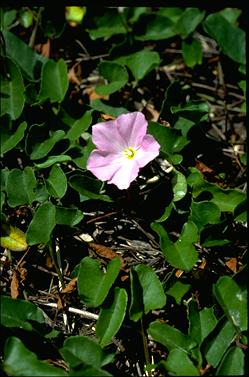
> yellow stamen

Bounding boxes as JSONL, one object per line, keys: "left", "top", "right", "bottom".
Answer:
{"left": 123, "top": 147, "right": 136, "bottom": 160}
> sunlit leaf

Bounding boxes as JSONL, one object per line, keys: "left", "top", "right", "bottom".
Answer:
{"left": 77, "top": 257, "right": 122, "bottom": 307}
{"left": 26, "top": 202, "right": 56, "bottom": 245}
{"left": 3, "top": 337, "right": 67, "bottom": 376}
{"left": 0, "top": 223, "right": 27, "bottom": 252}
{"left": 175, "top": 8, "right": 205, "bottom": 38}
{"left": 96, "top": 287, "right": 128, "bottom": 346}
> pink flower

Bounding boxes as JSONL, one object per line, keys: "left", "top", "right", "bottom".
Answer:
{"left": 87, "top": 112, "right": 160, "bottom": 190}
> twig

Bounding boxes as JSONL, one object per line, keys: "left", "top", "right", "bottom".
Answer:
{"left": 36, "top": 301, "right": 99, "bottom": 320}
{"left": 29, "top": 7, "right": 43, "bottom": 48}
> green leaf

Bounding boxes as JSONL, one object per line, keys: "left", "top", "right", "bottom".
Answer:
{"left": 90, "top": 99, "right": 129, "bottom": 117}
{"left": 166, "top": 281, "right": 191, "bottom": 305}
{"left": 0, "top": 57, "right": 25, "bottom": 120}
{"left": 26, "top": 202, "right": 56, "bottom": 245}
{"left": 46, "top": 165, "right": 67, "bottom": 199}
{"left": 0, "top": 296, "right": 45, "bottom": 331}
{"left": 66, "top": 110, "right": 93, "bottom": 142}
{"left": 3, "top": 30, "right": 47, "bottom": 80}
{"left": 203, "top": 13, "right": 245, "bottom": 64}
{"left": 171, "top": 101, "right": 209, "bottom": 123}
{"left": 30, "top": 130, "right": 65, "bottom": 160}
{"left": 55, "top": 207, "right": 83, "bottom": 227}
{"left": 148, "top": 321, "right": 196, "bottom": 352}
{"left": 175, "top": 8, "right": 205, "bottom": 38}
{"left": 96, "top": 287, "right": 128, "bottom": 347}
{"left": 174, "top": 117, "right": 195, "bottom": 137}
{"left": 115, "top": 49, "right": 160, "bottom": 81}
{"left": 96, "top": 62, "right": 128, "bottom": 95}
{"left": 88, "top": 9, "right": 127, "bottom": 40}
{"left": 129, "top": 266, "right": 144, "bottom": 322}
{"left": 38, "top": 59, "right": 69, "bottom": 103}
{"left": 187, "top": 167, "right": 246, "bottom": 212}
{"left": 148, "top": 121, "right": 189, "bottom": 156}
{"left": 3, "top": 337, "right": 67, "bottom": 376}
{"left": 19, "top": 8, "right": 33, "bottom": 28}
{"left": 6, "top": 167, "right": 36, "bottom": 207}
{"left": 163, "top": 349, "right": 200, "bottom": 376}
{"left": 60, "top": 335, "right": 111, "bottom": 369}
{"left": 133, "top": 264, "right": 166, "bottom": 315}
{"left": 69, "top": 174, "right": 112, "bottom": 202}
{"left": 219, "top": 8, "right": 242, "bottom": 25}
{"left": 0, "top": 223, "right": 28, "bottom": 252}
{"left": 135, "top": 15, "right": 177, "bottom": 41}
{"left": 157, "top": 8, "right": 183, "bottom": 22}
{"left": 182, "top": 37, "right": 203, "bottom": 68}
{"left": 172, "top": 169, "right": 187, "bottom": 202}
{"left": 216, "top": 346, "right": 244, "bottom": 376}
{"left": 34, "top": 155, "right": 72, "bottom": 169}
{"left": 187, "top": 300, "right": 217, "bottom": 345}
{"left": 204, "top": 319, "right": 235, "bottom": 368}
{"left": 1, "top": 121, "right": 27, "bottom": 156}
{"left": 189, "top": 201, "right": 221, "bottom": 231}
{"left": 155, "top": 202, "right": 174, "bottom": 223}
{"left": 77, "top": 257, "right": 122, "bottom": 307}
{"left": 3, "top": 9, "right": 17, "bottom": 28}
{"left": 213, "top": 276, "right": 247, "bottom": 332}
{"left": 151, "top": 221, "right": 199, "bottom": 271}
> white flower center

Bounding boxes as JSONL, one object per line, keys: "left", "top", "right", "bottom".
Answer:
{"left": 123, "top": 147, "right": 136, "bottom": 160}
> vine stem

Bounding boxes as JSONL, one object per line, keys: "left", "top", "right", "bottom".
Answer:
{"left": 48, "top": 239, "right": 65, "bottom": 289}
{"left": 29, "top": 7, "right": 43, "bottom": 48}
{"left": 140, "top": 317, "right": 152, "bottom": 376}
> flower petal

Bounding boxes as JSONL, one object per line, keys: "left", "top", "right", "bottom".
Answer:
{"left": 135, "top": 134, "right": 160, "bottom": 168}
{"left": 87, "top": 150, "right": 122, "bottom": 181}
{"left": 116, "top": 112, "right": 147, "bottom": 147}
{"left": 107, "top": 160, "right": 140, "bottom": 189}
{"left": 92, "top": 120, "right": 125, "bottom": 152}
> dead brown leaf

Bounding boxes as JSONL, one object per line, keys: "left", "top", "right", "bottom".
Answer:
{"left": 89, "top": 242, "right": 126, "bottom": 269}
{"left": 85, "top": 86, "right": 109, "bottom": 101}
{"left": 10, "top": 270, "right": 20, "bottom": 299}
{"left": 195, "top": 160, "right": 214, "bottom": 174}
{"left": 61, "top": 277, "right": 78, "bottom": 294}
{"left": 175, "top": 269, "right": 184, "bottom": 278}
{"left": 68, "top": 64, "right": 82, "bottom": 85}
{"left": 34, "top": 39, "right": 50, "bottom": 58}
{"left": 225, "top": 257, "right": 238, "bottom": 273}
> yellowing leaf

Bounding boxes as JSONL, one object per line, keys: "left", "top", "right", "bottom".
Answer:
{"left": 0, "top": 224, "right": 28, "bottom": 252}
